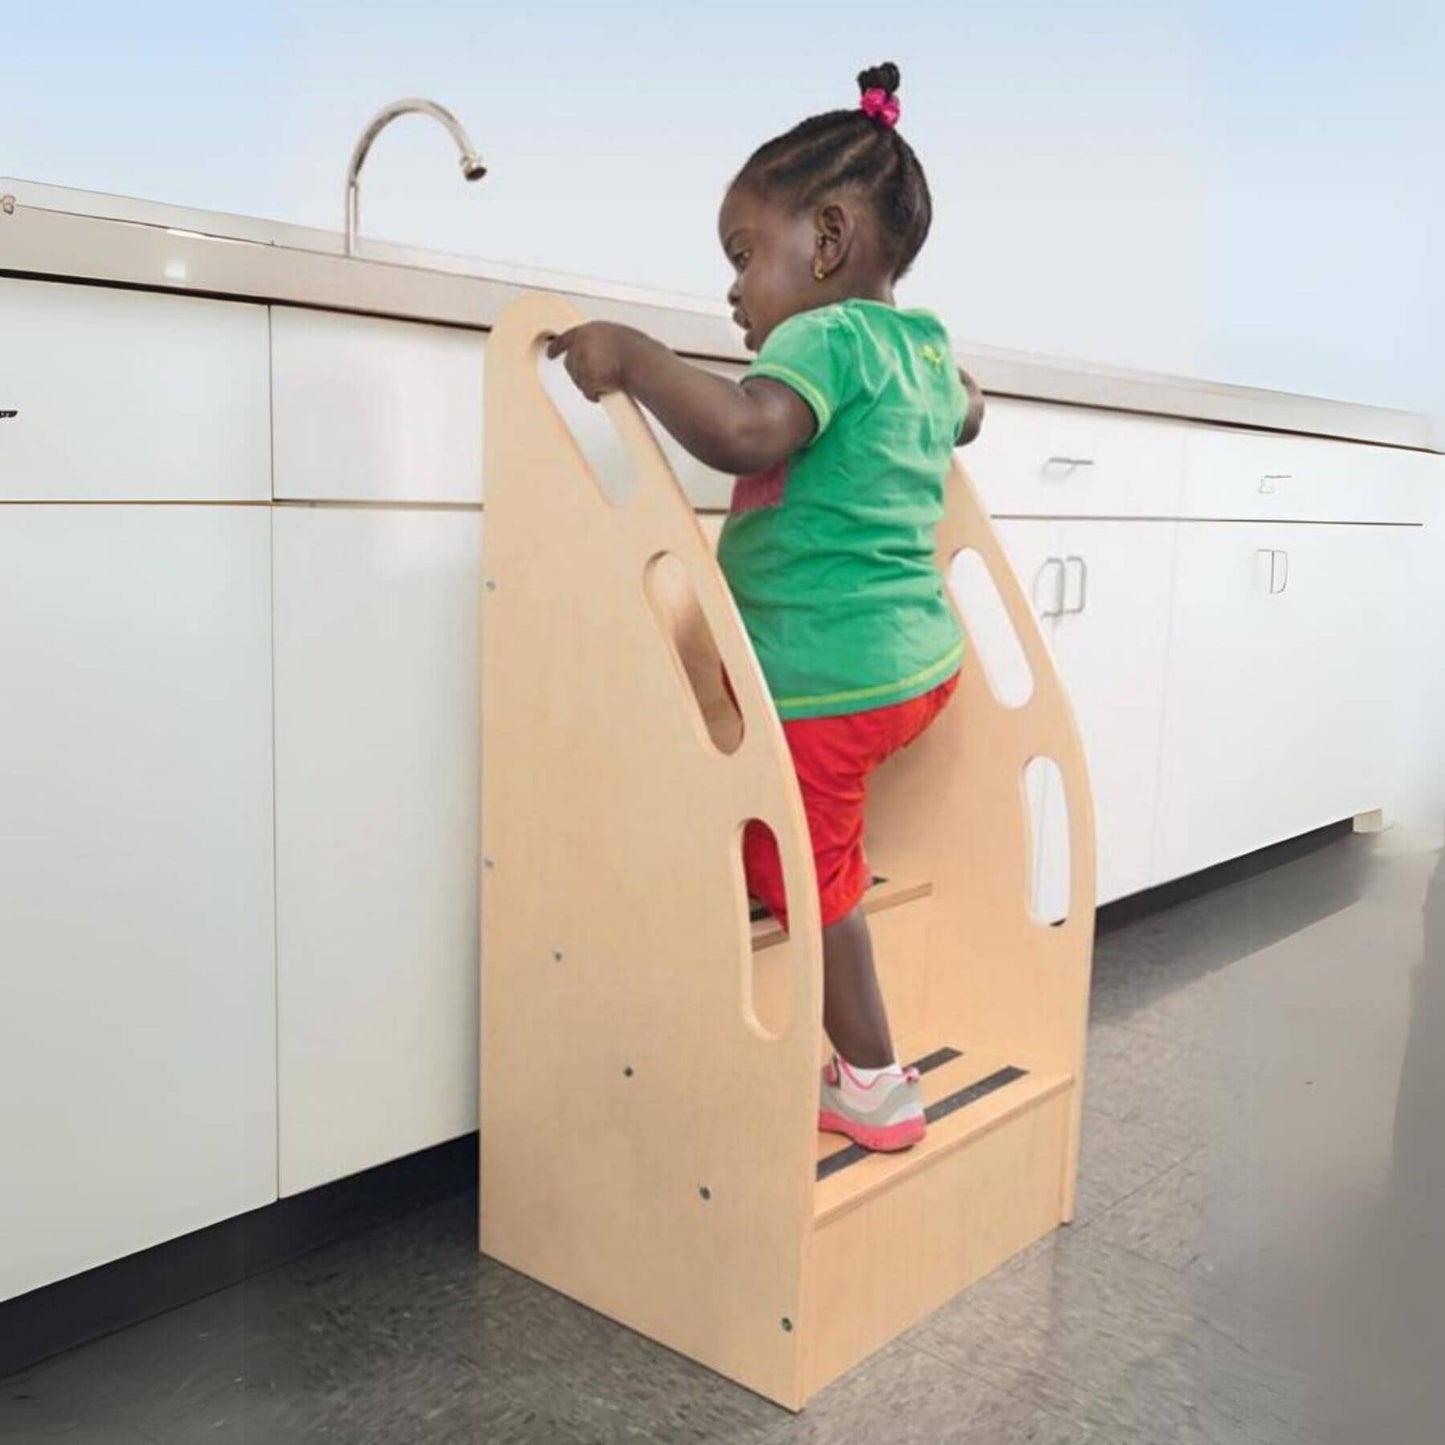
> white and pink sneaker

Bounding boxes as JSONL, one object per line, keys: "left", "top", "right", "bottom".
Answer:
{"left": 819, "top": 1054, "right": 926, "bottom": 1152}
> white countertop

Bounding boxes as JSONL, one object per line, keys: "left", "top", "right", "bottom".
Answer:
{"left": 3, "top": 177, "right": 1440, "bottom": 454}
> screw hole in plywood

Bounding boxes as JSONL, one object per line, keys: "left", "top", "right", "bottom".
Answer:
{"left": 948, "top": 547, "right": 1034, "bottom": 708}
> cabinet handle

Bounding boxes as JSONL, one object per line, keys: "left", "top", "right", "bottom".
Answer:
{"left": 1034, "top": 557, "right": 1067, "bottom": 617}
{"left": 1258, "top": 548, "right": 1277, "bottom": 593}
{"left": 1062, "top": 555, "right": 1088, "bottom": 615}
{"left": 1257, "top": 548, "right": 1290, "bottom": 594}
{"left": 1045, "top": 456, "right": 1096, "bottom": 472}
{"left": 1258, "top": 473, "right": 1293, "bottom": 495}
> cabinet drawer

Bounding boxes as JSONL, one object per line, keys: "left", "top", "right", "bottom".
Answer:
{"left": 271, "top": 307, "right": 486, "bottom": 503}
{"left": 1181, "top": 426, "right": 1435, "bottom": 524}
{"left": 963, "top": 398, "right": 1185, "bottom": 517}
{"left": 0, "top": 278, "right": 270, "bottom": 502}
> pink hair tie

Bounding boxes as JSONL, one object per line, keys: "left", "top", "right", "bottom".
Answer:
{"left": 860, "top": 87, "right": 901, "bottom": 128}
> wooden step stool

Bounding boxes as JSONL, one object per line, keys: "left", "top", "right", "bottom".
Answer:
{"left": 479, "top": 292, "right": 1096, "bottom": 1410}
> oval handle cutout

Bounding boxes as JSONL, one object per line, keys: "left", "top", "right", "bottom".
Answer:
{"left": 739, "top": 818, "right": 791, "bottom": 1041}
{"left": 538, "top": 351, "right": 637, "bottom": 508}
{"left": 1023, "top": 755, "right": 1070, "bottom": 926}
{"left": 644, "top": 552, "right": 744, "bottom": 756}
{"left": 949, "top": 547, "right": 1035, "bottom": 708}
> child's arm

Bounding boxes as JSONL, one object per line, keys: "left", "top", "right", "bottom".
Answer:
{"left": 547, "top": 322, "right": 814, "bottom": 476}
{"left": 957, "top": 367, "right": 985, "bottom": 447}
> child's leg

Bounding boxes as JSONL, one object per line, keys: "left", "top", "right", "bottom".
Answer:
{"left": 822, "top": 907, "right": 894, "bottom": 1068}
{"left": 814, "top": 673, "right": 961, "bottom": 1068}
{"left": 742, "top": 762, "right": 891, "bottom": 1064}
{"left": 741, "top": 672, "right": 961, "bottom": 1064}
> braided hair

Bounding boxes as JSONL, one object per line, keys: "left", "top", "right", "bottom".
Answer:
{"left": 732, "top": 63, "right": 933, "bottom": 280}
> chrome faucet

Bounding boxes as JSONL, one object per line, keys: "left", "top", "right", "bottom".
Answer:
{"left": 344, "top": 97, "right": 487, "bottom": 257}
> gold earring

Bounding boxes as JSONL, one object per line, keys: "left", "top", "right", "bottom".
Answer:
{"left": 813, "top": 258, "right": 827, "bottom": 281}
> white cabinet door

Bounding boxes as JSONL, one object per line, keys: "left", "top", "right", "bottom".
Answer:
{"left": 0, "top": 507, "right": 276, "bottom": 1301}
{"left": 273, "top": 507, "right": 482, "bottom": 1195}
{"left": 992, "top": 517, "right": 1066, "bottom": 635}
{"left": 271, "top": 307, "right": 486, "bottom": 503}
{"left": 1050, "top": 521, "right": 1178, "bottom": 904}
{"left": 990, "top": 519, "right": 1177, "bottom": 911}
{"left": 1153, "top": 522, "right": 1407, "bottom": 883}
{"left": 0, "top": 279, "right": 270, "bottom": 502}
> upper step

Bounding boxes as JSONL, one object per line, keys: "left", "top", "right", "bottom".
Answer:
{"left": 751, "top": 874, "right": 931, "bottom": 953}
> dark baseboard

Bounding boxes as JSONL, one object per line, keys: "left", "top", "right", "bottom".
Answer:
{"left": 1096, "top": 818, "right": 1354, "bottom": 934}
{"left": 0, "top": 1133, "right": 478, "bottom": 1381}
{"left": 0, "top": 819, "right": 1359, "bottom": 1381}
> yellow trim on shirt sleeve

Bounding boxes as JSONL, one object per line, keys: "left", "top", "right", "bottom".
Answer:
{"left": 745, "top": 362, "right": 833, "bottom": 435}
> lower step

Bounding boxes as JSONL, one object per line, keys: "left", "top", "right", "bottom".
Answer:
{"left": 803, "top": 1055, "right": 1073, "bottom": 1400}
{"left": 813, "top": 1041, "right": 1071, "bottom": 1224}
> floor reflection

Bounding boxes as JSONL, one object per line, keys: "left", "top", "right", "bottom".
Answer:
{"left": 1306, "top": 844, "right": 1445, "bottom": 1443}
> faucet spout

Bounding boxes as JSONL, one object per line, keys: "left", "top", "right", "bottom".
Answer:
{"left": 344, "top": 97, "right": 486, "bottom": 257}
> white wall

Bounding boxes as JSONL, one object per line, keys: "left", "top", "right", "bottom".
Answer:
{"left": 5, "top": 1, "right": 1443, "bottom": 416}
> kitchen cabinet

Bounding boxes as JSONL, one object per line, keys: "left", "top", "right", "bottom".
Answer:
{"left": 1050, "top": 520, "right": 1178, "bottom": 905}
{"left": 1181, "top": 425, "right": 1433, "bottom": 525}
{"left": 0, "top": 506, "right": 276, "bottom": 1299}
{"left": 272, "top": 506, "right": 483, "bottom": 1194}
{"left": 271, "top": 307, "right": 485, "bottom": 504}
{"left": 1153, "top": 521, "right": 1410, "bottom": 882}
{"left": 0, "top": 278, "right": 270, "bottom": 502}
{"left": 966, "top": 398, "right": 1186, "bottom": 519}
{"left": 991, "top": 518, "right": 1176, "bottom": 912}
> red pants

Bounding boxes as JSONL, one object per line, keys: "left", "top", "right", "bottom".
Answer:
{"left": 744, "top": 673, "right": 960, "bottom": 930}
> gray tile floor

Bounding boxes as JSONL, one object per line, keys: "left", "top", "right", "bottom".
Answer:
{"left": 4, "top": 827, "right": 1443, "bottom": 1443}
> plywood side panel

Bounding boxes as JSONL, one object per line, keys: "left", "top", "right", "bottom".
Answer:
{"left": 479, "top": 293, "right": 823, "bottom": 1407}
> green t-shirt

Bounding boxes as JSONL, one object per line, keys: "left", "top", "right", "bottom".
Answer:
{"left": 716, "top": 299, "right": 968, "bottom": 721}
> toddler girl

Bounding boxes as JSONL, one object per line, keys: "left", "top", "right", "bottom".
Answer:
{"left": 549, "top": 62, "right": 983, "bottom": 1151}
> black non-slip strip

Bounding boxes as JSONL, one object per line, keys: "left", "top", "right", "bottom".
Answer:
{"left": 817, "top": 1140, "right": 872, "bottom": 1182}
{"left": 924, "top": 1066, "right": 1028, "bottom": 1126}
{"left": 816, "top": 1063, "right": 1027, "bottom": 1183}
{"left": 907, "top": 1046, "right": 963, "bottom": 1076}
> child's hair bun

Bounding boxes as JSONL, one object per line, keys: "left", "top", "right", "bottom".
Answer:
{"left": 856, "top": 62, "right": 901, "bottom": 97}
